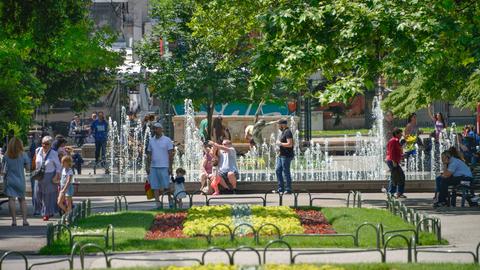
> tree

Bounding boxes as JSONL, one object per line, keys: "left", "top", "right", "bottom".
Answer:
{"left": 189, "top": 0, "right": 480, "bottom": 117}
{"left": 137, "top": 0, "right": 252, "bottom": 138}
{"left": 0, "top": 0, "right": 122, "bottom": 140}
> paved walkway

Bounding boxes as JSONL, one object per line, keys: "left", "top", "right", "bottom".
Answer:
{"left": 0, "top": 193, "right": 479, "bottom": 269}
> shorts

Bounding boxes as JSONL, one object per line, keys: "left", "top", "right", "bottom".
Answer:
{"left": 220, "top": 171, "right": 239, "bottom": 181}
{"left": 149, "top": 167, "right": 170, "bottom": 190}
{"left": 61, "top": 184, "right": 74, "bottom": 197}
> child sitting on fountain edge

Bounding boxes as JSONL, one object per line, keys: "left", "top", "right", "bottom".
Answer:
{"left": 172, "top": 168, "right": 186, "bottom": 208}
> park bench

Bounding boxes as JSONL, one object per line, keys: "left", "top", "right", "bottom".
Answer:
{"left": 448, "top": 163, "right": 480, "bottom": 207}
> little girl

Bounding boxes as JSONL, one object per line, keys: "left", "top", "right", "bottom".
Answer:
{"left": 57, "top": 155, "right": 74, "bottom": 215}
{"left": 173, "top": 168, "right": 186, "bottom": 208}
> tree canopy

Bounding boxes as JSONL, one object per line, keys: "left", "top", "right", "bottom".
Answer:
{"left": 137, "top": 0, "right": 253, "bottom": 138}
{"left": 0, "top": 0, "right": 122, "bottom": 139}
{"left": 188, "top": 0, "right": 480, "bottom": 117}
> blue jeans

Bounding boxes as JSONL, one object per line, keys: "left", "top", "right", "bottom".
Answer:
{"left": 435, "top": 176, "right": 442, "bottom": 192}
{"left": 437, "top": 176, "right": 472, "bottom": 204}
{"left": 387, "top": 160, "right": 405, "bottom": 195}
{"left": 388, "top": 179, "right": 405, "bottom": 195}
{"left": 276, "top": 156, "right": 293, "bottom": 192}
{"left": 95, "top": 140, "right": 107, "bottom": 167}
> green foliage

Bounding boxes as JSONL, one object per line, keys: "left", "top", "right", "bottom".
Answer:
{"left": 0, "top": 0, "right": 122, "bottom": 139}
{"left": 0, "top": 31, "right": 42, "bottom": 139}
{"left": 138, "top": 0, "right": 251, "bottom": 107}
{"left": 189, "top": 0, "right": 480, "bottom": 115}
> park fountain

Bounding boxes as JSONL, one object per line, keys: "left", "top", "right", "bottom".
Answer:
{"left": 96, "top": 97, "right": 456, "bottom": 183}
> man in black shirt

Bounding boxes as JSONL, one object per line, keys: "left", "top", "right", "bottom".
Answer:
{"left": 275, "top": 118, "right": 294, "bottom": 193}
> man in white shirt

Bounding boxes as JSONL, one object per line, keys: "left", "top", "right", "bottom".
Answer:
{"left": 146, "top": 122, "right": 174, "bottom": 207}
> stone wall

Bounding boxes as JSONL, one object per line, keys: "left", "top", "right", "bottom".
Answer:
{"left": 172, "top": 115, "right": 299, "bottom": 144}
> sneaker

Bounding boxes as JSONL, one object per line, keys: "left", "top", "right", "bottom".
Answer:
{"left": 212, "top": 192, "right": 220, "bottom": 196}
{"left": 284, "top": 190, "right": 292, "bottom": 195}
{"left": 272, "top": 189, "right": 283, "bottom": 194}
{"left": 396, "top": 194, "right": 407, "bottom": 199}
{"left": 42, "top": 216, "right": 49, "bottom": 221}
{"left": 433, "top": 202, "right": 447, "bottom": 208}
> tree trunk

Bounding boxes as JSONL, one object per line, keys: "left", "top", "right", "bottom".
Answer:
{"left": 207, "top": 101, "right": 214, "bottom": 141}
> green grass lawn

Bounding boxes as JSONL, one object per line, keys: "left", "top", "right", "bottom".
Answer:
{"left": 310, "top": 129, "right": 371, "bottom": 137}
{"left": 40, "top": 207, "right": 445, "bottom": 255}
{"left": 310, "top": 126, "right": 464, "bottom": 137}
{"left": 94, "top": 264, "right": 479, "bottom": 270}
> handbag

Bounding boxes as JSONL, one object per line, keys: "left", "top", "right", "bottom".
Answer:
{"left": 145, "top": 181, "right": 154, "bottom": 200}
{"left": 32, "top": 148, "right": 51, "bottom": 181}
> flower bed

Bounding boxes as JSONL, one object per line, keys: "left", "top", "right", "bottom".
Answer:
{"left": 145, "top": 212, "right": 187, "bottom": 239}
{"left": 296, "top": 209, "right": 336, "bottom": 234}
{"left": 146, "top": 206, "right": 335, "bottom": 240}
{"left": 251, "top": 206, "right": 304, "bottom": 235}
{"left": 183, "top": 205, "right": 234, "bottom": 237}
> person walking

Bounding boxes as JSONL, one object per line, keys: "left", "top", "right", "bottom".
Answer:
{"left": 386, "top": 128, "right": 406, "bottom": 198}
{"left": 57, "top": 155, "right": 74, "bottom": 215}
{"left": 34, "top": 136, "right": 61, "bottom": 221}
{"left": 146, "top": 122, "right": 174, "bottom": 208}
{"left": 275, "top": 119, "right": 294, "bottom": 194}
{"left": 90, "top": 111, "right": 109, "bottom": 169}
{"left": 1, "top": 137, "right": 30, "bottom": 226}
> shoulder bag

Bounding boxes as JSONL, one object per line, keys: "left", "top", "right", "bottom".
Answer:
{"left": 32, "top": 148, "right": 51, "bottom": 181}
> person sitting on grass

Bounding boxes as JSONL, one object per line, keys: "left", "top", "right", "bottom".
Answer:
{"left": 209, "top": 140, "right": 238, "bottom": 194}
{"left": 57, "top": 155, "right": 74, "bottom": 215}
{"left": 172, "top": 168, "right": 186, "bottom": 208}
{"left": 434, "top": 150, "right": 474, "bottom": 208}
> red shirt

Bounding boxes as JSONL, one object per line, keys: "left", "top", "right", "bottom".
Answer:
{"left": 386, "top": 137, "right": 402, "bottom": 163}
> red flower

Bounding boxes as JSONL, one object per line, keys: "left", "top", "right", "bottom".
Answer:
{"left": 145, "top": 212, "right": 188, "bottom": 239}
{"left": 295, "top": 209, "right": 336, "bottom": 234}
